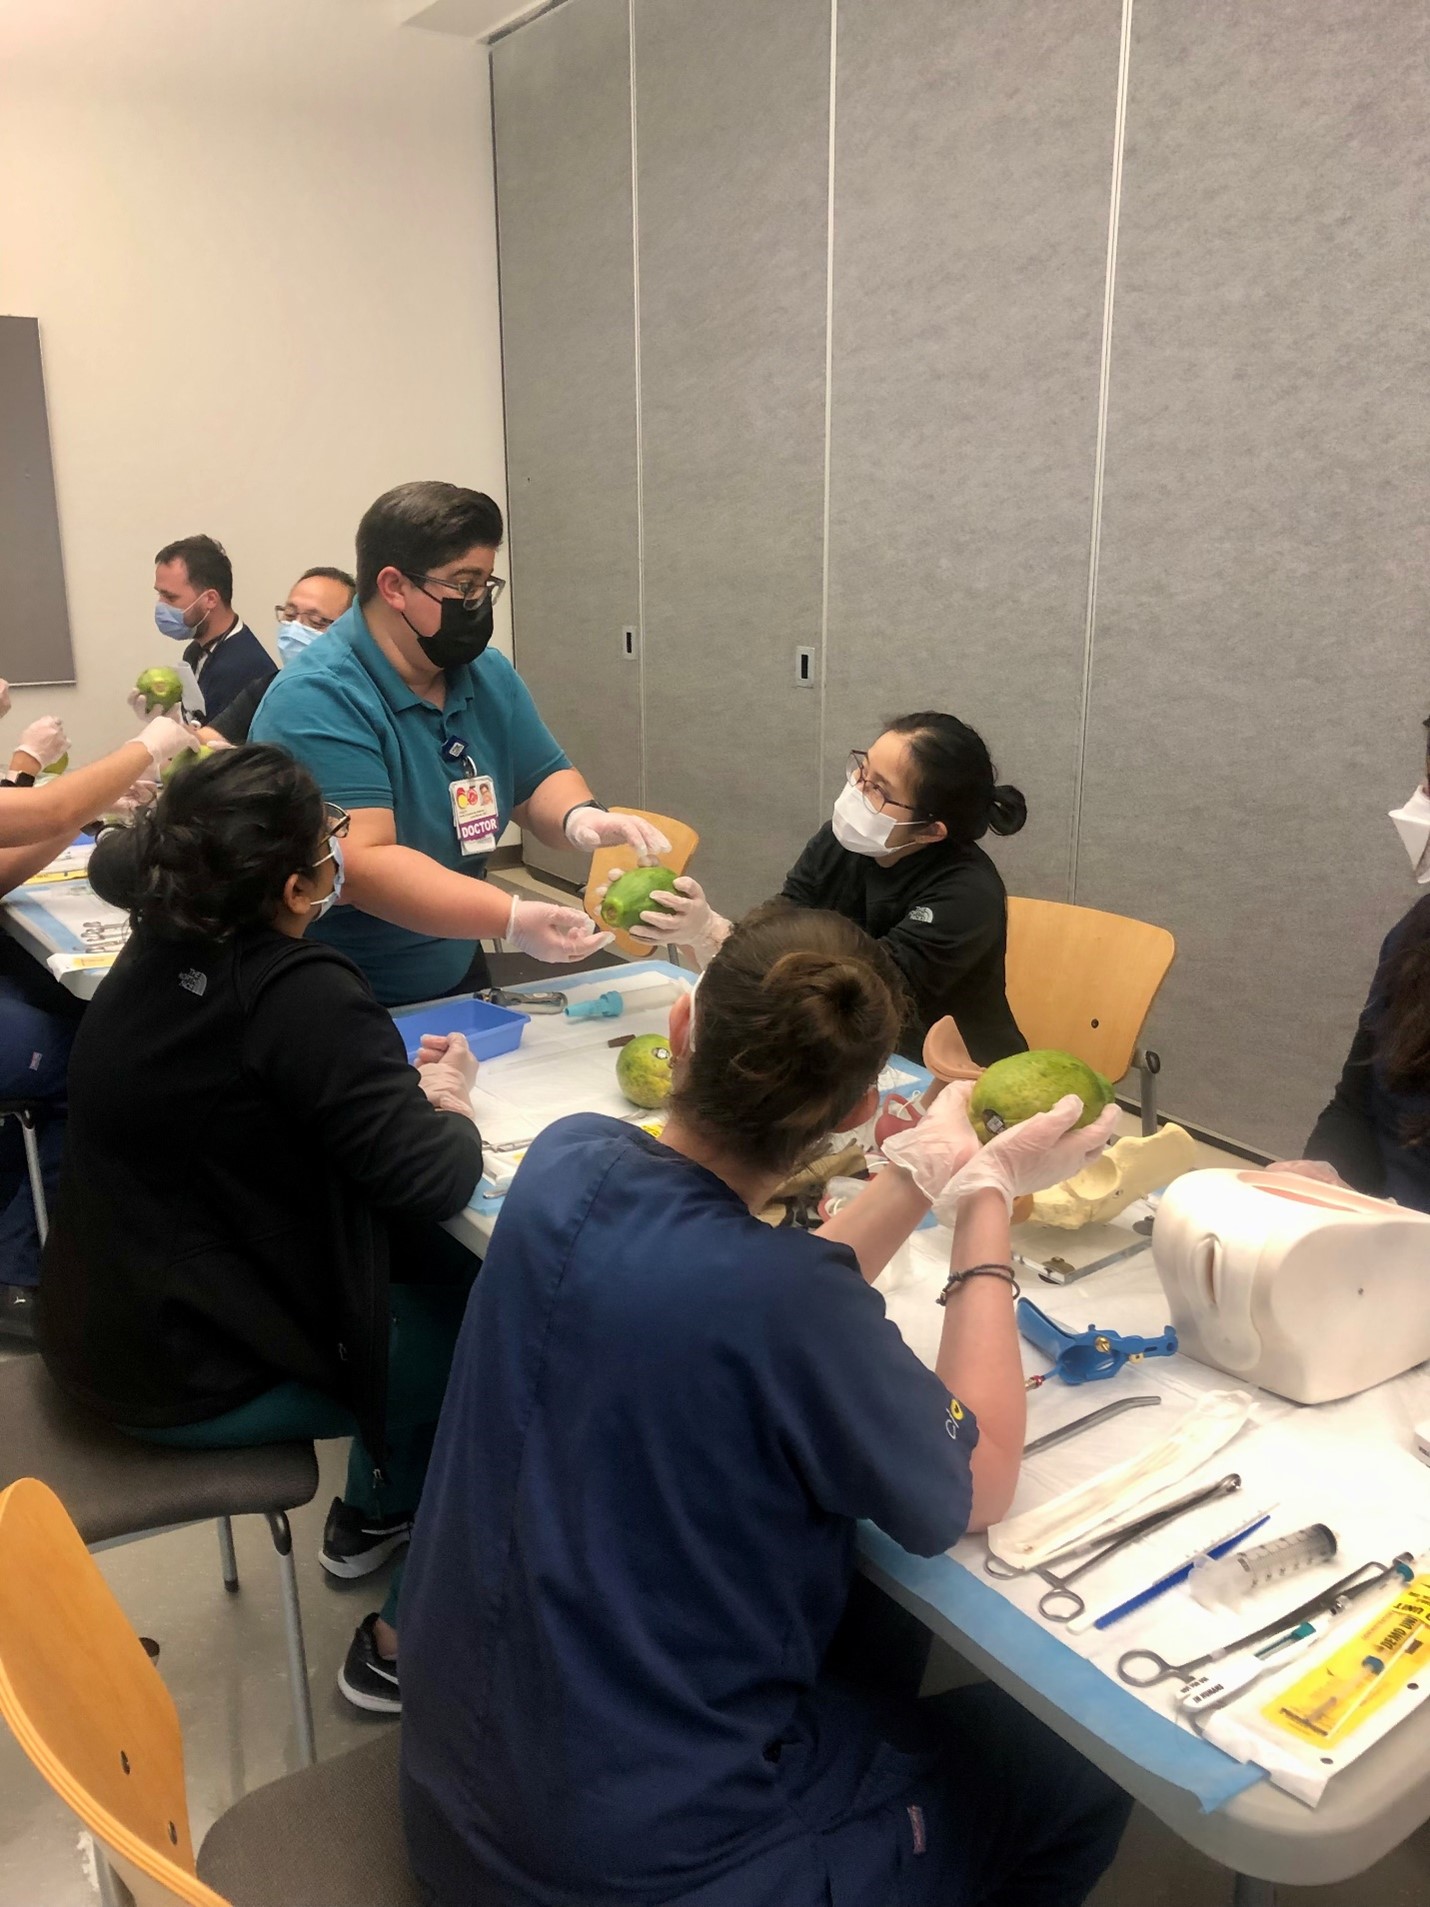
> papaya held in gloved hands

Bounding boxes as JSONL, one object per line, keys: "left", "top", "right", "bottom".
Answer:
{"left": 161, "top": 743, "right": 215, "bottom": 784}
{"left": 597, "top": 865, "right": 679, "bottom": 934}
{"left": 969, "top": 1050, "right": 1115, "bottom": 1143}
{"left": 134, "top": 666, "right": 185, "bottom": 713}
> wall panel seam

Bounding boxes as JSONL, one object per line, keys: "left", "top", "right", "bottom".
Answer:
{"left": 1068, "top": 0, "right": 1135, "bottom": 904}
{"left": 629, "top": 0, "right": 649, "bottom": 809}
{"left": 816, "top": 0, "right": 839, "bottom": 815}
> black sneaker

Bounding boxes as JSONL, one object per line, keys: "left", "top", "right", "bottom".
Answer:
{"left": 0, "top": 1284, "right": 37, "bottom": 1342}
{"left": 319, "top": 1497, "right": 413, "bottom": 1580}
{"left": 338, "top": 1614, "right": 401, "bottom": 1716}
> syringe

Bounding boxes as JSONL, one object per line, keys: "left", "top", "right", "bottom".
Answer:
{"left": 1190, "top": 1523, "right": 1338, "bottom": 1612}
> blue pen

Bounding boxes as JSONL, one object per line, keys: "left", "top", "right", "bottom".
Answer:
{"left": 1092, "top": 1513, "right": 1273, "bottom": 1632}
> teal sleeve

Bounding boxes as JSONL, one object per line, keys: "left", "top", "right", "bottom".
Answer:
{"left": 250, "top": 670, "right": 394, "bottom": 812}
{"left": 499, "top": 657, "right": 571, "bottom": 804}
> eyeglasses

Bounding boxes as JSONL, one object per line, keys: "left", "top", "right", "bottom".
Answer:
{"left": 323, "top": 802, "right": 350, "bottom": 843}
{"left": 408, "top": 572, "right": 507, "bottom": 609}
{"left": 275, "top": 604, "right": 339, "bottom": 633}
{"left": 847, "top": 750, "right": 929, "bottom": 819}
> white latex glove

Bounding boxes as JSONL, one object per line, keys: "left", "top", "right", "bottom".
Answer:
{"left": 506, "top": 893, "right": 614, "bottom": 963}
{"left": 626, "top": 874, "right": 733, "bottom": 957}
{"left": 105, "top": 777, "right": 160, "bottom": 819}
{"left": 563, "top": 806, "right": 670, "bottom": 863}
{"left": 415, "top": 1032, "right": 479, "bottom": 1120}
{"left": 933, "top": 1093, "right": 1122, "bottom": 1221}
{"left": 13, "top": 716, "right": 70, "bottom": 771}
{"left": 1266, "top": 1158, "right": 1348, "bottom": 1188}
{"left": 139, "top": 715, "right": 202, "bottom": 773}
{"left": 881, "top": 1081, "right": 984, "bottom": 1201}
{"left": 0, "top": 680, "right": 10, "bottom": 719}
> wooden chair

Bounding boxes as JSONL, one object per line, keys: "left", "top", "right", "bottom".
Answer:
{"left": 0, "top": 1357, "right": 318, "bottom": 1766}
{"left": 0, "top": 1477, "right": 419, "bottom": 1907}
{"left": 1003, "top": 898, "right": 1176, "bottom": 1136}
{"left": 582, "top": 806, "right": 700, "bottom": 960}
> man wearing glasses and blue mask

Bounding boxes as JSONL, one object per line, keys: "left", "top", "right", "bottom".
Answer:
{"left": 200, "top": 566, "right": 357, "bottom": 745}
{"left": 252, "top": 481, "right": 663, "bottom": 1007}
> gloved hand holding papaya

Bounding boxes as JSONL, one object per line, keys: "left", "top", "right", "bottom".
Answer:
{"left": 593, "top": 869, "right": 732, "bottom": 965}
{"left": 884, "top": 1049, "right": 1121, "bottom": 1220}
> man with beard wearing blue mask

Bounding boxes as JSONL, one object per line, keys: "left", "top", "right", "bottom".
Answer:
{"left": 152, "top": 534, "right": 275, "bottom": 724}
{"left": 251, "top": 482, "right": 664, "bottom": 1006}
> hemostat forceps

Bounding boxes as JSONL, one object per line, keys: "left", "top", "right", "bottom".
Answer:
{"left": 1117, "top": 1553, "right": 1416, "bottom": 1687}
{"left": 986, "top": 1473, "right": 1243, "bottom": 1624}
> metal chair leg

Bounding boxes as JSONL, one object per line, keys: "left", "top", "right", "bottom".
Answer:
{"left": 216, "top": 1515, "right": 239, "bottom": 1593}
{"left": 1232, "top": 1875, "right": 1276, "bottom": 1906}
{"left": 265, "top": 1511, "right": 316, "bottom": 1767}
{"left": 18, "top": 1109, "right": 49, "bottom": 1244}
{"left": 1136, "top": 1048, "right": 1162, "bottom": 1137}
{"left": 94, "top": 1844, "right": 125, "bottom": 1907}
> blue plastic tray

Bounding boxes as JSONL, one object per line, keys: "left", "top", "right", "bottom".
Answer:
{"left": 391, "top": 995, "right": 529, "bottom": 1063}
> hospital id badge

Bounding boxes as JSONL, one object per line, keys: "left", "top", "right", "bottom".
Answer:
{"left": 449, "top": 774, "right": 499, "bottom": 857}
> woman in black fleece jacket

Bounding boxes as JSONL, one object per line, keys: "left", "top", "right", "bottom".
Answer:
{"left": 40, "top": 746, "right": 483, "bottom": 1716}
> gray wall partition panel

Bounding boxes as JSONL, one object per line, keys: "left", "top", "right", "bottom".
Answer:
{"left": 633, "top": 0, "right": 832, "bottom": 915}
{"left": 823, "top": 0, "right": 1122, "bottom": 903}
{"left": 1077, "top": 0, "right": 1430, "bottom": 1156}
{"left": 492, "top": 0, "right": 641, "bottom": 882}
{"left": 0, "top": 317, "right": 75, "bottom": 684}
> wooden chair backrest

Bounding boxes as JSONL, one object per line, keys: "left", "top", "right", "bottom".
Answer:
{"left": 1004, "top": 897, "right": 1176, "bottom": 1084}
{"left": 582, "top": 808, "right": 700, "bottom": 958}
{"left": 0, "top": 1478, "right": 228, "bottom": 1907}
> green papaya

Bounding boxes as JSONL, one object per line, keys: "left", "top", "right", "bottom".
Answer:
{"left": 969, "top": 1050, "right": 1115, "bottom": 1144}
{"left": 598, "top": 865, "right": 679, "bottom": 933}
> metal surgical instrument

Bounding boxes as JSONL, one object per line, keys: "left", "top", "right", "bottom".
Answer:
{"left": 1023, "top": 1396, "right": 1162, "bottom": 1456}
{"left": 1116, "top": 1553, "right": 1416, "bottom": 1688}
{"left": 986, "top": 1473, "right": 1243, "bottom": 1624}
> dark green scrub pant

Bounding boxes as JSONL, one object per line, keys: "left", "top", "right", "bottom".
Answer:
{"left": 129, "top": 1279, "right": 472, "bottom": 1626}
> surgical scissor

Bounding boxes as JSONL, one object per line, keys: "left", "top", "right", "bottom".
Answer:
{"left": 1116, "top": 1553, "right": 1415, "bottom": 1687}
{"left": 986, "top": 1473, "right": 1243, "bottom": 1623}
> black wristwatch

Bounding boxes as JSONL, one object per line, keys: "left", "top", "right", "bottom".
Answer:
{"left": 561, "top": 798, "right": 608, "bottom": 833}
{"left": 1, "top": 770, "right": 36, "bottom": 787}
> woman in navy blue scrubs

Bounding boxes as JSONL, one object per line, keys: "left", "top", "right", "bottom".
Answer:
{"left": 400, "top": 904, "right": 1131, "bottom": 1906}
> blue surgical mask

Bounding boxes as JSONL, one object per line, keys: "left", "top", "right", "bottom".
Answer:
{"left": 276, "top": 619, "right": 319, "bottom": 667}
{"left": 154, "top": 598, "right": 210, "bottom": 643}
{"left": 306, "top": 835, "right": 346, "bottom": 920}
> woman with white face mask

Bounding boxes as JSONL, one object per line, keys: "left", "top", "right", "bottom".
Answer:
{"left": 1275, "top": 718, "right": 1430, "bottom": 1211}
{"left": 631, "top": 712, "right": 1029, "bottom": 1064}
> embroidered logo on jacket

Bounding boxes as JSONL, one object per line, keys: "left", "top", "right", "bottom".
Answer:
{"left": 906, "top": 905, "right": 934, "bottom": 924}
{"left": 178, "top": 969, "right": 208, "bottom": 998}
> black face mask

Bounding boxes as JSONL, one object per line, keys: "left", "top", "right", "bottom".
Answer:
{"left": 412, "top": 591, "right": 494, "bottom": 671}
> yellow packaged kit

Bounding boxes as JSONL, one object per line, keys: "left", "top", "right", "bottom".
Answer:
{"left": 1263, "top": 1574, "right": 1430, "bottom": 1746}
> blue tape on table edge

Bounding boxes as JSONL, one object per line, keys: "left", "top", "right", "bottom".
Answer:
{"left": 857, "top": 1525, "right": 1265, "bottom": 1813}
{"left": 6, "top": 893, "right": 88, "bottom": 954}
{"left": 458, "top": 961, "right": 933, "bottom": 1218}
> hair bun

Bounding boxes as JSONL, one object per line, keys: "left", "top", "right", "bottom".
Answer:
{"left": 987, "top": 783, "right": 1027, "bottom": 838}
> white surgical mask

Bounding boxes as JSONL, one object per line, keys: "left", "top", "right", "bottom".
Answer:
{"left": 305, "top": 835, "right": 346, "bottom": 919}
{"left": 832, "top": 777, "right": 899, "bottom": 857}
{"left": 276, "top": 619, "right": 320, "bottom": 667}
{"left": 1390, "top": 785, "right": 1430, "bottom": 883}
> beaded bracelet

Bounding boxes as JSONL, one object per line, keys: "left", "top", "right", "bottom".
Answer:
{"left": 937, "top": 1262, "right": 1021, "bottom": 1308}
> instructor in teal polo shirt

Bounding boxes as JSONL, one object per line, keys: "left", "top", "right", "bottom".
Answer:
{"left": 251, "top": 482, "right": 666, "bottom": 1006}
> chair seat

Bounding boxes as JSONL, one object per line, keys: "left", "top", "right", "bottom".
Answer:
{"left": 0, "top": 1357, "right": 318, "bottom": 1545}
{"left": 198, "top": 1729, "right": 422, "bottom": 1907}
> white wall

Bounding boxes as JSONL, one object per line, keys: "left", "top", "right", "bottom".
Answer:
{"left": 0, "top": 0, "right": 508, "bottom": 761}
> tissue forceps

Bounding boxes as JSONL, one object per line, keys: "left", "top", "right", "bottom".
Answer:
{"left": 986, "top": 1473, "right": 1242, "bottom": 1624}
{"left": 1117, "top": 1553, "right": 1415, "bottom": 1687}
